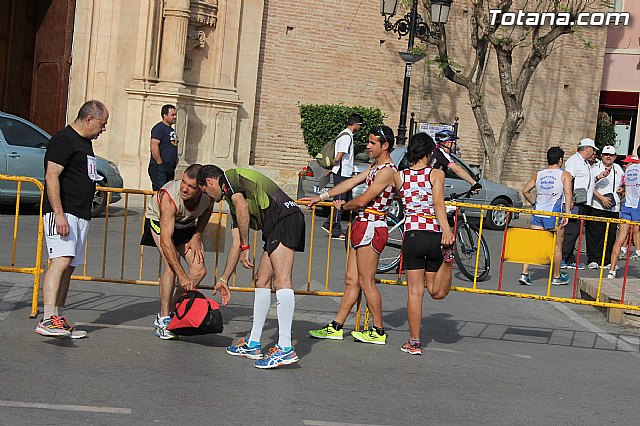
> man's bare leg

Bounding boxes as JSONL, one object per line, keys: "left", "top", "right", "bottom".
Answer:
{"left": 355, "top": 245, "right": 383, "bottom": 328}
{"left": 334, "top": 248, "right": 361, "bottom": 325}
{"left": 43, "top": 256, "right": 73, "bottom": 318}
{"left": 553, "top": 226, "right": 565, "bottom": 278}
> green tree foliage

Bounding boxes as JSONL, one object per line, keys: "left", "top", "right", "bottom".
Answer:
{"left": 595, "top": 112, "right": 617, "bottom": 151}
{"left": 299, "top": 104, "right": 385, "bottom": 157}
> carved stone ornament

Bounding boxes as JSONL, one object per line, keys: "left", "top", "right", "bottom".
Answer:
{"left": 189, "top": 0, "right": 218, "bottom": 28}
{"left": 187, "top": 30, "right": 206, "bottom": 50}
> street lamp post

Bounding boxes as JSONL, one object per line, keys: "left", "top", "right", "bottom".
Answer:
{"left": 380, "top": 0, "right": 453, "bottom": 145}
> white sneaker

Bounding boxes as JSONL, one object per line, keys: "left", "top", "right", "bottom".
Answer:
{"left": 587, "top": 262, "right": 599, "bottom": 269}
{"left": 607, "top": 269, "right": 617, "bottom": 279}
{"left": 154, "top": 314, "right": 177, "bottom": 340}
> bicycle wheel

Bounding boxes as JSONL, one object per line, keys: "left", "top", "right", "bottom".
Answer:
{"left": 453, "top": 222, "right": 490, "bottom": 281}
{"left": 377, "top": 214, "right": 404, "bottom": 274}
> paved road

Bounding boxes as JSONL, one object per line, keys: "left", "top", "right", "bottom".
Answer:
{"left": 1, "top": 204, "right": 640, "bottom": 425}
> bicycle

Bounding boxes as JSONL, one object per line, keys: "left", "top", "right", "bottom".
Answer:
{"left": 373, "top": 189, "right": 491, "bottom": 281}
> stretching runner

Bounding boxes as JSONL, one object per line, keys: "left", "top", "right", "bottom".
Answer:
{"left": 393, "top": 133, "right": 455, "bottom": 355}
{"left": 306, "top": 125, "right": 397, "bottom": 344}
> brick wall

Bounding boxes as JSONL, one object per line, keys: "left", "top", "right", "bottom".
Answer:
{"left": 252, "top": 0, "right": 608, "bottom": 195}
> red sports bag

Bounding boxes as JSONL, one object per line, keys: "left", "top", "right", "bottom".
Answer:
{"left": 167, "top": 290, "right": 223, "bottom": 335}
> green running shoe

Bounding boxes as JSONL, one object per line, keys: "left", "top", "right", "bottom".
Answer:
{"left": 308, "top": 323, "right": 343, "bottom": 340}
{"left": 351, "top": 329, "right": 386, "bottom": 345}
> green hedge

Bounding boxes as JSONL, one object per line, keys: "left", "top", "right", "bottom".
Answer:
{"left": 299, "top": 104, "right": 386, "bottom": 157}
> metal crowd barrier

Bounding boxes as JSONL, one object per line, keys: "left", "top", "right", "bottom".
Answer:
{"left": 22, "top": 188, "right": 348, "bottom": 317}
{"left": 374, "top": 200, "right": 640, "bottom": 314}
{"left": 2, "top": 176, "right": 637, "bottom": 322}
{"left": 0, "top": 174, "right": 45, "bottom": 318}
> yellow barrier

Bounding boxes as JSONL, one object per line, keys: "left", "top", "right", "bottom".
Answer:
{"left": 23, "top": 189, "right": 347, "bottom": 317}
{"left": 0, "top": 174, "right": 45, "bottom": 317}
{"left": 2, "top": 176, "right": 636, "bottom": 323}
{"left": 370, "top": 200, "right": 640, "bottom": 317}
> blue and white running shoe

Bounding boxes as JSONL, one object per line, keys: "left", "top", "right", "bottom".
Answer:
{"left": 226, "top": 337, "right": 263, "bottom": 360}
{"left": 254, "top": 345, "right": 299, "bottom": 369}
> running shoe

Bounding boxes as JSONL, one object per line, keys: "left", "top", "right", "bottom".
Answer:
{"left": 332, "top": 233, "right": 346, "bottom": 240}
{"left": 560, "top": 261, "right": 568, "bottom": 269}
{"left": 566, "top": 262, "right": 585, "bottom": 270}
{"left": 352, "top": 329, "right": 387, "bottom": 345}
{"left": 587, "top": 262, "right": 599, "bottom": 269}
{"left": 254, "top": 346, "right": 299, "bottom": 369}
{"left": 308, "top": 323, "right": 344, "bottom": 340}
{"left": 321, "top": 225, "right": 331, "bottom": 234}
{"left": 518, "top": 274, "right": 532, "bottom": 286}
{"left": 154, "top": 314, "right": 177, "bottom": 340}
{"left": 441, "top": 244, "right": 455, "bottom": 263}
{"left": 608, "top": 268, "right": 617, "bottom": 279}
{"left": 401, "top": 340, "right": 422, "bottom": 355}
{"left": 619, "top": 247, "right": 627, "bottom": 260}
{"left": 552, "top": 273, "right": 570, "bottom": 286}
{"left": 35, "top": 315, "right": 71, "bottom": 338}
{"left": 58, "top": 317, "right": 87, "bottom": 339}
{"left": 629, "top": 252, "right": 640, "bottom": 261}
{"left": 226, "top": 337, "right": 263, "bottom": 359}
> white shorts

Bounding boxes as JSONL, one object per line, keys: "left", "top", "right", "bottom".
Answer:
{"left": 44, "top": 212, "right": 90, "bottom": 266}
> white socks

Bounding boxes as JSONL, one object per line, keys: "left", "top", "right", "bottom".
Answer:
{"left": 276, "top": 289, "right": 295, "bottom": 349}
{"left": 249, "top": 288, "right": 271, "bottom": 344}
{"left": 43, "top": 305, "right": 55, "bottom": 319}
{"left": 248, "top": 288, "right": 296, "bottom": 349}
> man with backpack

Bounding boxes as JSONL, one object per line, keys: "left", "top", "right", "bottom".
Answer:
{"left": 321, "top": 113, "right": 363, "bottom": 240}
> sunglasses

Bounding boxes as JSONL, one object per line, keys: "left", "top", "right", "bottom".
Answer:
{"left": 372, "top": 126, "right": 387, "bottom": 143}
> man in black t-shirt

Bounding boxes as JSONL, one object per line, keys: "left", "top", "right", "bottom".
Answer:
{"left": 148, "top": 104, "right": 179, "bottom": 190}
{"left": 35, "top": 100, "right": 109, "bottom": 339}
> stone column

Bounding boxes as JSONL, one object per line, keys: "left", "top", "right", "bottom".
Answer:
{"left": 158, "top": 0, "right": 191, "bottom": 86}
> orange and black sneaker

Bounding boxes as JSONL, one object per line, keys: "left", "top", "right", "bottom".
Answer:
{"left": 401, "top": 340, "right": 422, "bottom": 355}
{"left": 35, "top": 315, "right": 71, "bottom": 338}
{"left": 58, "top": 316, "right": 87, "bottom": 339}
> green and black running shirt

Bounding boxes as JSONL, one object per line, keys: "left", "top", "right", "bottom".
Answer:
{"left": 219, "top": 168, "right": 301, "bottom": 231}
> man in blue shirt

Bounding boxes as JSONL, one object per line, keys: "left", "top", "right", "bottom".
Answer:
{"left": 148, "top": 104, "right": 179, "bottom": 190}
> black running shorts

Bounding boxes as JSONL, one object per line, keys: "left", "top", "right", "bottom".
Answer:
{"left": 263, "top": 211, "right": 306, "bottom": 255}
{"left": 402, "top": 230, "right": 443, "bottom": 272}
{"left": 140, "top": 218, "right": 196, "bottom": 247}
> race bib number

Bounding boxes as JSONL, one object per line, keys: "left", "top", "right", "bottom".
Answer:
{"left": 87, "top": 155, "right": 102, "bottom": 181}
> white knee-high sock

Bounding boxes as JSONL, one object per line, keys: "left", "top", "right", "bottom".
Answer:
{"left": 249, "top": 288, "right": 271, "bottom": 344}
{"left": 276, "top": 288, "right": 295, "bottom": 349}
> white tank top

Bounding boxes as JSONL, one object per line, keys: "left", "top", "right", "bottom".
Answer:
{"left": 535, "top": 168, "right": 564, "bottom": 214}
{"left": 624, "top": 164, "right": 640, "bottom": 209}
{"left": 146, "top": 180, "right": 212, "bottom": 229}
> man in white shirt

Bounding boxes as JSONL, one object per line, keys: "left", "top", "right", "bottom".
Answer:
{"left": 586, "top": 145, "right": 623, "bottom": 269}
{"left": 322, "top": 113, "right": 363, "bottom": 239}
{"left": 562, "top": 138, "right": 609, "bottom": 269}
{"left": 609, "top": 147, "right": 640, "bottom": 278}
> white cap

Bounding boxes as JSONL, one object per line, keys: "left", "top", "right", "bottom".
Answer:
{"left": 602, "top": 145, "right": 616, "bottom": 155}
{"left": 578, "top": 138, "right": 598, "bottom": 150}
